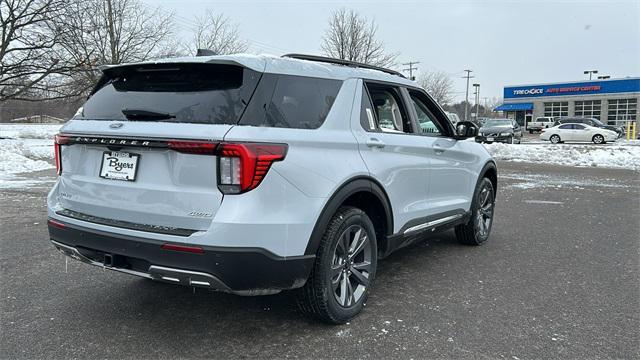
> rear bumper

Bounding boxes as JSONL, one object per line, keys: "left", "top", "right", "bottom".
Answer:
{"left": 48, "top": 219, "right": 315, "bottom": 294}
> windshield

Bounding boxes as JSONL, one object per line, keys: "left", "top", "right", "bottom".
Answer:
{"left": 77, "top": 63, "right": 261, "bottom": 124}
{"left": 592, "top": 119, "right": 605, "bottom": 126}
{"left": 485, "top": 120, "right": 512, "bottom": 127}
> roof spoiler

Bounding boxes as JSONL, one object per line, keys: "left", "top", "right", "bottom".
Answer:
{"left": 196, "top": 49, "right": 217, "bottom": 56}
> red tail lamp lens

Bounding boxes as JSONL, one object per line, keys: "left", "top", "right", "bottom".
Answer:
{"left": 217, "top": 143, "right": 287, "bottom": 194}
{"left": 168, "top": 140, "right": 219, "bottom": 155}
{"left": 53, "top": 134, "right": 70, "bottom": 175}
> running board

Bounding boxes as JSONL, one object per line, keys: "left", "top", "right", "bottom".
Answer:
{"left": 403, "top": 213, "right": 465, "bottom": 235}
{"left": 382, "top": 210, "right": 471, "bottom": 258}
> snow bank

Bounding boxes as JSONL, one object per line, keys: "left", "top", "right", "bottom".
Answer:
{"left": 0, "top": 123, "right": 62, "bottom": 139}
{"left": 0, "top": 139, "right": 54, "bottom": 175}
{"left": 484, "top": 142, "right": 640, "bottom": 170}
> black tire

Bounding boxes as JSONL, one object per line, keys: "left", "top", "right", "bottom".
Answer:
{"left": 455, "top": 178, "right": 495, "bottom": 246}
{"left": 296, "top": 206, "right": 378, "bottom": 324}
{"left": 529, "top": 129, "right": 533, "bottom": 134}
{"left": 550, "top": 134, "right": 561, "bottom": 144}
{"left": 592, "top": 134, "right": 605, "bottom": 144}
{"left": 506, "top": 136, "right": 513, "bottom": 144}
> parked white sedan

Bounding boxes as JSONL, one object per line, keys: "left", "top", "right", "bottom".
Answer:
{"left": 540, "top": 123, "right": 618, "bottom": 144}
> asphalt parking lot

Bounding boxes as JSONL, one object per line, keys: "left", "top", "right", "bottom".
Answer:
{"left": 1, "top": 162, "right": 639, "bottom": 359}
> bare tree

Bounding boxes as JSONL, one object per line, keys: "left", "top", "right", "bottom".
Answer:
{"left": 0, "top": 0, "right": 76, "bottom": 101}
{"left": 190, "top": 11, "right": 248, "bottom": 55}
{"left": 418, "top": 70, "right": 455, "bottom": 105}
{"left": 321, "top": 9, "right": 397, "bottom": 68}
{"left": 1, "top": 0, "right": 175, "bottom": 101}
{"left": 56, "top": 0, "right": 175, "bottom": 94}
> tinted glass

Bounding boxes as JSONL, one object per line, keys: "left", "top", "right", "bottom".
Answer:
{"left": 485, "top": 119, "right": 512, "bottom": 127}
{"left": 240, "top": 74, "right": 342, "bottom": 129}
{"left": 410, "top": 95, "right": 441, "bottom": 136}
{"left": 573, "top": 124, "right": 586, "bottom": 129}
{"left": 360, "top": 87, "right": 377, "bottom": 131}
{"left": 366, "top": 87, "right": 410, "bottom": 133}
{"left": 558, "top": 124, "right": 572, "bottom": 129}
{"left": 78, "top": 64, "right": 260, "bottom": 124}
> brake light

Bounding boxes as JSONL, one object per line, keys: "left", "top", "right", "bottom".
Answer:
{"left": 217, "top": 143, "right": 287, "bottom": 194}
{"left": 54, "top": 134, "right": 69, "bottom": 175}
{"left": 168, "top": 140, "right": 219, "bottom": 155}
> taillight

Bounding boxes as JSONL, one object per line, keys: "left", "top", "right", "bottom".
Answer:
{"left": 168, "top": 140, "right": 219, "bottom": 155}
{"left": 54, "top": 134, "right": 69, "bottom": 175}
{"left": 217, "top": 143, "right": 287, "bottom": 194}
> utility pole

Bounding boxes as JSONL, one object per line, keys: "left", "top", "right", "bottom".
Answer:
{"left": 462, "top": 70, "right": 474, "bottom": 121}
{"left": 473, "top": 83, "right": 480, "bottom": 122}
{"left": 482, "top": 97, "right": 489, "bottom": 117}
{"left": 402, "top": 61, "right": 420, "bottom": 80}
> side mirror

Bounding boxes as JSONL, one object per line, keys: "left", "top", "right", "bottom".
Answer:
{"left": 454, "top": 121, "right": 478, "bottom": 139}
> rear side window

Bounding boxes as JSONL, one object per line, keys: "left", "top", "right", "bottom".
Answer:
{"left": 240, "top": 74, "right": 342, "bottom": 129}
{"left": 78, "top": 63, "right": 260, "bottom": 124}
{"left": 558, "top": 124, "right": 572, "bottom": 129}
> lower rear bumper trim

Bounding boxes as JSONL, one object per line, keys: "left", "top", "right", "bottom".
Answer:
{"left": 48, "top": 218, "right": 315, "bottom": 294}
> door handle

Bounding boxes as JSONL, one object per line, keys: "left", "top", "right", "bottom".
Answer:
{"left": 365, "top": 138, "right": 386, "bottom": 148}
{"left": 433, "top": 143, "right": 445, "bottom": 154}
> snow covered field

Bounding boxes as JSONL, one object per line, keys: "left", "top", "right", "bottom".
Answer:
{"left": 484, "top": 142, "right": 640, "bottom": 171}
{"left": 0, "top": 124, "right": 62, "bottom": 188}
{"left": 0, "top": 123, "right": 638, "bottom": 189}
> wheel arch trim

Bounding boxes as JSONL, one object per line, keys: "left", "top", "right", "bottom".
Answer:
{"left": 303, "top": 176, "right": 393, "bottom": 256}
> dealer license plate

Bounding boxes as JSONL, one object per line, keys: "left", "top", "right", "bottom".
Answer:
{"left": 99, "top": 151, "right": 139, "bottom": 181}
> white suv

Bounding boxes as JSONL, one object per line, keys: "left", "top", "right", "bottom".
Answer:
{"left": 47, "top": 54, "right": 497, "bottom": 324}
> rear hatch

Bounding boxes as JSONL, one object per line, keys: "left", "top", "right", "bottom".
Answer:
{"left": 54, "top": 62, "right": 262, "bottom": 234}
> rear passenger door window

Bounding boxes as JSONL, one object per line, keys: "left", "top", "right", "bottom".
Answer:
{"left": 360, "top": 86, "right": 377, "bottom": 131}
{"left": 364, "top": 83, "right": 414, "bottom": 134}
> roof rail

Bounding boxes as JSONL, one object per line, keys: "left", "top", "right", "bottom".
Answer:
{"left": 282, "top": 53, "right": 405, "bottom": 78}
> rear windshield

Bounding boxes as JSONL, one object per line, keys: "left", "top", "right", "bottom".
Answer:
{"left": 77, "top": 63, "right": 260, "bottom": 124}
{"left": 77, "top": 64, "right": 343, "bottom": 129}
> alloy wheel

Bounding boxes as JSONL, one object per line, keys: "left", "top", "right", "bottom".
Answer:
{"left": 475, "top": 183, "right": 494, "bottom": 239}
{"left": 331, "top": 225, "right": 372, "bottom": 308}
{"left": 593, "top": 135, "right": 604, "bottom": 144}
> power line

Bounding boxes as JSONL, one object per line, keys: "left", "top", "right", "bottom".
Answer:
{"left": 402, "top": 61, "right": 419, "bottom": 80}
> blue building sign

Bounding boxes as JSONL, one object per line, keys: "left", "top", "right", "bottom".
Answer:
{"left": 504, "top": 78, "right": 640, "bottom": 99}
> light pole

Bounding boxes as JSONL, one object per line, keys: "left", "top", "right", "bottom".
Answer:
{"left": 462, "top": 70, "right": 474, "bottom": 121}
{"left": 584, "top": 70, "right": 598, "bottom": 80}
{"left": 473, "top": 83, "right": 480, "bottom": 122}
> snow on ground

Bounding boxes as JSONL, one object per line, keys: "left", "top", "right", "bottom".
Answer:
{"left": 484, "top": 142, "right": 640, "bottom": 171}
{"left": 1, "top": 123, "right": 639, "bottom": 189}
{"left": 0, "top": 124, "right": 61, "bottom": 188}
{"left": 0, "top": 123, "right": 61, "bottom": 140}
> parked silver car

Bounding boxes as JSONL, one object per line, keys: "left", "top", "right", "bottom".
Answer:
{"left": 47, "top": 54, "right": 497, "bottom": 324}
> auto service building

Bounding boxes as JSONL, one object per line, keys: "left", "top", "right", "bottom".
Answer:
{"left": 495, "top": 77, "right": 639, "bottom": 129}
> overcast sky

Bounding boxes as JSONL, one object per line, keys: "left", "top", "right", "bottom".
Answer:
{"left": 143, "top": 0, "right": 640, "bottom": 102}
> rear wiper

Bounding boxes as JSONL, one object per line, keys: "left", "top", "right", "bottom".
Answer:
{"left": 122, "top": 108, "right": 176, "bottom": 121}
